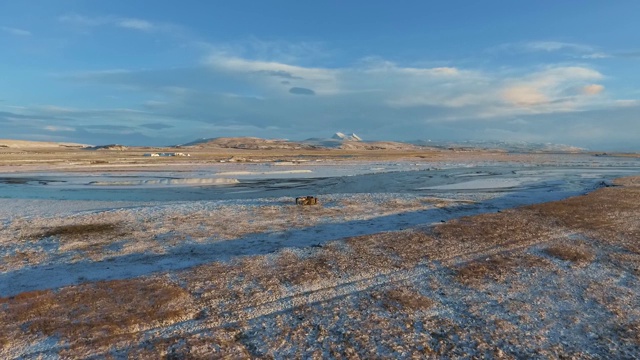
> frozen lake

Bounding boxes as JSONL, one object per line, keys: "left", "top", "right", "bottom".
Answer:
{"left": 0, "top": 154, "right": 639, "bottom": 218}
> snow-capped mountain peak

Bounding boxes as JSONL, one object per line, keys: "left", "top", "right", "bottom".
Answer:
{"left": 332, "top": 132, "right": 347, "bottom": 140}
{"left": 332, "top": 132, "right": 362, "bottom": 141}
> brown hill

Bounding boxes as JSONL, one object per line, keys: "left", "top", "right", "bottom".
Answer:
{"left": 338, "top": 140, "right": 421, "bottom": 150}
{"left": 180, "top": 137, "right": 317, "bottom": 150}
{"left": 0, "top": 139, "right": 89, "bottom": 148}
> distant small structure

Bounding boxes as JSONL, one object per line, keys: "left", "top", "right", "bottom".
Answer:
{"left": 296, "top": 196, "right": 318, "bottom": 205}
{"left": 143, "top": 152, "right": 190, "bottom": 157}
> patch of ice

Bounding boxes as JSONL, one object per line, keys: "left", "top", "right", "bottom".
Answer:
{"left": 216, "top": 170, "right": 312, "bottom": 176}
{"left": 88, "top": 178, "right": 240, "bottom": 186}
{"left": 421, "top": 177, "right": 540, "bottom": 190}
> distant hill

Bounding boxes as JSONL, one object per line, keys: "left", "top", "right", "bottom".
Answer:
{"left": 303, "top": 133, "right": 421, "bottom": 150}
{"left": 411, "top": 140, "right": 586, "bottom": 153}
{"left": 0, "top": 136, "right": 586, "bottom": 154}
{"left": 179, "top": 134, "right": 422, "bottom": 151}
{"left": 0, "top": 139, "right": 89, "bottom": 148}
{"left": 177, "top": 137, "right": 318, "bottom": 150}
{"left": 337, "top": 140, "right": 422, "bottom": 150}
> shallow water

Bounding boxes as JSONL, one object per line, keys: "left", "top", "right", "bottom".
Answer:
{"left": 0, "top": 156, "right": 639, "bottom": 204}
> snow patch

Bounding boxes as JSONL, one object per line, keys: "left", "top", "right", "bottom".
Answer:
{"left": 88, "top": 178, "right": 239, "bottom": 186}
{"left": 332, "top": 132, "right": 362, "bottom": 141}
{"left": 216, "top": 170, "right": 312, "bottom": 176}
{"left": 421, "top": 177, "right": 540, "bottom": 190}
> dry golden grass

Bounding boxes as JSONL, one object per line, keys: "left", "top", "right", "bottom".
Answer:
{"left": 34, "top": 223, "right": 119, "bottom": 239}
{"left": 0, "top": 277, "right": 196, "bottom": 355}
{"left": 377, "top": 286, "right": 434, "bottom": 313}
{"left": 614, "top": 177, "right": 640, "bottom": 186}
{"left": 238, "top": 287, "right": 441, "bottom": 358}
{"left": 345, "top": 230, "right": 436, "bottom": 271}
{"left": 455, "top": 252, "right": 549, "bottom": 285}
{"left": 126, "top": 329, "right": 253, "bottom": 359}
{"left": 272, "top": 245, "right": 351, "bottom": 285}
{"left": 528, "top": 184, "right": 640, "bottom": 252}
{"left": 544, "top": 244, "right": 595, "bottom": 263}
{"left": 274, "top": 250, "right": 334, "bottom": 286}
{"left": 608, "top": 252, "right": 640, "bottom": 276}
{"left": 11, "top": 220, "right": 135, "bottom": 262}
{"left": 0, "top": 144, "right": 528, "bottom": 170}
{"left": 433, "top": 209, "right": 554, "bottom": 253}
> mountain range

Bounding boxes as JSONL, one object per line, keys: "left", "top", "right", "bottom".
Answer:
{"left": 0, "top": 134, "right": 590, "bottom": 153}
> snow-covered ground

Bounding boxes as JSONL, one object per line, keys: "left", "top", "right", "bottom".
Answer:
{"left": 0, "top": 155, "right": 639, "bottom": 297}
{"left": 2, "top": 155, "right": 640, "bottom": 358}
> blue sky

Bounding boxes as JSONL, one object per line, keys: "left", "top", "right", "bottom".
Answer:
{"left": 1, "top": 1, "right": 639, "bottom": 150}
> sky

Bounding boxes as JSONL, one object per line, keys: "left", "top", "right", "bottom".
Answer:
{"left": 1, "top": 1, "right": 639, "bottom": 150}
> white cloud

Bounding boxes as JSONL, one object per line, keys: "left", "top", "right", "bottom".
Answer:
{"left": 117, "top": 18, "right": 154, "bottom": 31}
{"left": 52, "top": 48, "right": 632, "bottom": 148}
{"left": 500, "top": 66, "right": 604, "bottom": 112}
{"left": 37, "top": 105, "right": 76, "bottom": 114}
{"left": 494, "top": 41, "right": 613, "bottom": 60}
{"left": 58, "top": 14, "right": 175, "bottom": 34}
{"left": 58, "top": 14, "right": 106, "bottom": 26}
{"left": 582, "top": 52, "right": 611, "bottom": 59}
{"left": 206, "top": 55, "right": 331, "bottom": 78}
{"left": 44, "top": 125, "right": 75, "bottom": 132}
{"left": 202, "top": 38, "right": 330, "bottom": 66}
{"left": 615, "top": 99, "right": 639, "bottom": 107}
{"left": 1, "top": 26, "right": 31, "bottom": 36}
{"left": 521, "top": 41, "right": 594, "bottom": 53}
{"left": 581, "top": 84, "right": 604, "bottom": 95}
{"left": 204, "top": 54, "right": 340, "bottom": 95}
{"left": 387, "top": 65, "right": 605, "bottom": 116}
{"left": 502, "top": 85, "right": 548, "bottom": 106}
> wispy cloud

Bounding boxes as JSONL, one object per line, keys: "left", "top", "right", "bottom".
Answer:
{"left": 17, "top": 28, "right": 633, "bottom": 148}
{"left": 494, "top": 40, "right": 610, "bottom": 60}
{"left": 116, "top": 18, "right": 154, "bottom": 31}
{"left": 44, "top": 125, "right": 75, "bottom": 132}
{"left": 615, "top": 99, "right": 639, "bottom": 107}
{"left": 140, "top": 122, "right": 173, "bottom": 130}
{"left": 58, "top": 13, "right": 177, "bottom": 34}
{"left": 500, "top": 66, "right": 604, "bottom": 109}
{"left": 204, "top": 37, "right": 330, "bottom": 65}
{"left": 581, "top": 52, "right": 611, "bottom": 59}
{"left": 58, "top": 14, "right": 105, "bottom": 26}
{"left": 521, "top": 41, "right": 594, "bottom": 53}
{"left": 581, "top": 84, "right": 604, "bottom": 95}
{"left": 1, "top": 26, "right": 31, "bottom": 36}
{"left": 58, "top": 49, "right": 615, "bottom": 137}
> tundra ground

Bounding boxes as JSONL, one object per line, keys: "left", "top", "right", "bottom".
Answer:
{"left": 1, "top": 174, "right": 639, "bottom": 358}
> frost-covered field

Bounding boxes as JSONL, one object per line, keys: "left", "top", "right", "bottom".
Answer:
{"left": 1, "top": 155, "right": 640, "bottom": 358}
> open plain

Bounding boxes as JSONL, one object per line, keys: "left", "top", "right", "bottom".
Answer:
{"left": 1, "top": 142, "right": 640, "bottom": 358}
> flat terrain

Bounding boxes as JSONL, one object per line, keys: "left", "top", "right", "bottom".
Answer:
{"left": 0, "top": 142, "right": 571, "bottom": 170}
{"left": 1, "top": 146, "right": 639, "bottom": 358}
